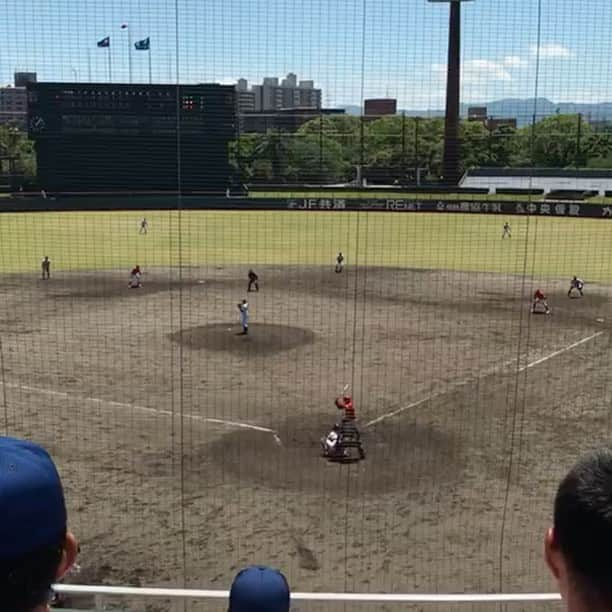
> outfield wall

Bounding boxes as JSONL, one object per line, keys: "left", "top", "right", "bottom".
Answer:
{"left": 1, "top": 195, "right": 612, "bottom": 218}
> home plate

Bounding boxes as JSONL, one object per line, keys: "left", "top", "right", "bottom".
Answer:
{"left": 198, "top": 280, "right": 205, "bottom": 284}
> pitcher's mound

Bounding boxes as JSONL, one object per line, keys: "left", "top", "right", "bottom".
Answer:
{"left": 170, "top": 323, "right": 315, "bottom": 355}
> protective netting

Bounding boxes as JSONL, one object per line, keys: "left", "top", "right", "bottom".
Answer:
{"left": 2, "top": 0, "right": 612, "bottom": 607}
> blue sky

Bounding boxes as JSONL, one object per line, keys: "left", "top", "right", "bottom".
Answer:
{"left": 3, "top": 0, "right": 612, "bottom": 109}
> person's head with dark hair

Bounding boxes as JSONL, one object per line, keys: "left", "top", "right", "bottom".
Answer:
{"left": 546, "top": 446, "right": 612, "bottom": 611}
{"left": 229, "top": 566, "right": 290, "bottom": 612}
{"left": 0, "top": 437, "right": 78, "bottom": 612}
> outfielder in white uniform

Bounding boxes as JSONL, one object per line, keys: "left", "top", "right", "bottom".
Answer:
{"left": 335, "top": 252, "right": 344, "bottom": 273}
{"left": 238, "top": 299, "right": 249, "bottom": 334}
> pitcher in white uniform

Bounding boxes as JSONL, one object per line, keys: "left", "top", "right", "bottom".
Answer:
{"left": 238, "top": 299, "right": 249, "bottom": 334}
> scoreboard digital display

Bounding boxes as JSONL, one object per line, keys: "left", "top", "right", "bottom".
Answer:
{"left": 28, "top": 82, "right": 236, "bottom": 192}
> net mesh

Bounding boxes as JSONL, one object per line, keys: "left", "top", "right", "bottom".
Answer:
{"left": 2, "top": 0, "right": 612, "bottom": 606}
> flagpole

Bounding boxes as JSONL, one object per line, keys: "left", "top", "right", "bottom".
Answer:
{"left": 127, "top": 28, "right": 132, "bottom": 83}
{"left": 87, "top": 49, "right": 92, "bottom": 82}
{"left": 148, "top": 47, "right": 152, "bottom": 84}
{"left": 108, "top": 46, "right": 112, "bottom": 82}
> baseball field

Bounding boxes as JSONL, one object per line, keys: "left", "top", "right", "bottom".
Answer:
{"left": 1, "top": 209, "right": 611, "bottom": 610}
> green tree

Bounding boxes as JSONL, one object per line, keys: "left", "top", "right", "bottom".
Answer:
{"left": 514, "top": 114, "right": 591, "bottom": 168}
{"left": 297, "top": 115, "right": 361, "bottom": 177}
{"left": 0, "top": 125, "right": 36, "bottom": 184}
{"left": 284, "top": 134, "right": 349, "bottom": 182}
{"left": 231, "top": 132, "right": 291, "bottom": 182}
{"left": 460, "top": 120, "right": 493, "bottom": 168}
{"left": 460, "top": 121, "right": 518, "bottom": 168}
{"left": 414, "top": 118, "right": 444, "bottom": 178}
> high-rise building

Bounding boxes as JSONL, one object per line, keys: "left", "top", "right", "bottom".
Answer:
{"left": 0, "top": 87, "right": 27, "bottom": 127}
{"left": 237, "top": 74, "right": 322, "bottom": 112}
{"left": 0, "top": 72, "right": 36, "bottom": 127}
{"left": 282, "top": 73, "right": 297, "bottom": 88}
{"left": 235, "top": 79, "right": 256, "bottom": 113}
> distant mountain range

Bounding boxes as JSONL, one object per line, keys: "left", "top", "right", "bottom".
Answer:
{"left": 340, "top": 99, "right": 612, "bottom": 127}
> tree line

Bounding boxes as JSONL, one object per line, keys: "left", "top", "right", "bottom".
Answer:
{"left": 231, "top": 113, "right": 612, "bottom": 185}
{"left": 2, "top": 113, "right": 612, "bottom": 189}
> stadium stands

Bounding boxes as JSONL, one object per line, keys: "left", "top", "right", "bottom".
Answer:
{"left": 463, "top": 167, "right": 612, "bottom": 196}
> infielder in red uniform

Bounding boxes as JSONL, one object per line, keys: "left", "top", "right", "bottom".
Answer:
{"left": 532, "top": 289, "right": 551, "bottom": 314}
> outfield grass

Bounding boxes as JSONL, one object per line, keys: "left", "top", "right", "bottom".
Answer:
{"left": 1, "top": 210, "right": 612, "bottom": 282}
{"left": 251, "top": 190, "right": 612, "bottom": 205}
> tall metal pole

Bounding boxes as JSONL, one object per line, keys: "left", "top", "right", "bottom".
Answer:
{"left": 148, "top": 48, "right": 153, "bottom": 84}
{"left": 319, "top": 112, "right": 324, "bottom": 183}
{"left": 87, "top": 49, "right": 92, "bottom": 82}
{"left": 401, "top": 111, "right": 406, "bottom": 164}
{"left": 576, "top": 113, "right": 583, "bottom": 168}
{"left": 128, "top": 28, "right": 133, "bottom": 83}
{"left": 442, "top": 0, "right": 461, "bottom": 185}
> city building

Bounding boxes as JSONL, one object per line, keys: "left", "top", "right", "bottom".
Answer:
{"left": 467, "top": 106, "right": 488, "bottom": 122}
{"left": 27, "top": 82, "right": 236, "bottom": 192}
{"left": 486, "top": 117, "right": 518, "bottom": 130}
{"left": 0, "top": 72, "right": 36, "bottom": 128}
{"left": 467, "top": 106, "right": 517, "bottom": 131}
{"left": 14, "top": 72, "right": 37, "bottom": 87}
{"left": 364, "top": 98, "right": 397, "bottom": 117}
{"left": 240, "top": 108, "right": 345, "bottom": 134}
{"left": 236, "top": 79, "right": 256, "bottom": 113}
{"left": 236, "top": 74, "right": 322, "bottom": 112}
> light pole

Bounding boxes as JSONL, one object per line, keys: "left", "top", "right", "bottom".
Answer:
{"left": 429, "top": 0, "right": 473, "bottom": 185}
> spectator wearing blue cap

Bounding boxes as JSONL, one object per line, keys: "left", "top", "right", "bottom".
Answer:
{"left": 0, "top": 437, "right": 78, "bottom": 612}
{"left": 229, "top": 566, "right": 290, "bottom": 612}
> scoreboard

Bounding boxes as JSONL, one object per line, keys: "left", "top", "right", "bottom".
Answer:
{"left": 27, "top": 83, "right": 236, "bottom": 192}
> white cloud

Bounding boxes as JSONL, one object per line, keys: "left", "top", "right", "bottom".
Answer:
{"left": 433, "top": 59, "right": 512, "bottom": 84}
{"left": 503, "top": 56, "right": 528, "bottom": 68}
{"left": 529, "top": 43, "right": 573, "bottom": 59}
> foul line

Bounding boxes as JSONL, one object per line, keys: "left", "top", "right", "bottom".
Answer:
{"left": 365, "top": 330, "right": 605, "bottom": 428}
{"left": 4, "top": 330, "right": 605, "bottom": 440}
{"left": 517, "top": 330, "right": 604, "bottom": 372}
{"left": 0, "top": 380, "right": 281, "bottom": 443}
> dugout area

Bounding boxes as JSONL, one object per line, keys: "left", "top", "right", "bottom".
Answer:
{"left": 1, "top": 261, "right": 611, "bottom": 602}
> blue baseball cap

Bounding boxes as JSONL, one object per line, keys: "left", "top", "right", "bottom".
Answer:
{"left": 229, "top": 566, "right": 290, "bottom": 612}
{"left": 0, "top": 437, "right": 67, "bottom": 560}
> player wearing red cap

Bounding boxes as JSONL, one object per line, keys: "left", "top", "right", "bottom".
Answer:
{"left": 532, "top": 289, "right": 551, "bottom": 314}
{"left": 128, "top": 265, "right": 142, "bottom": 289}
{"left": 335, "top": 393, "right": 355, "bottom": 420}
